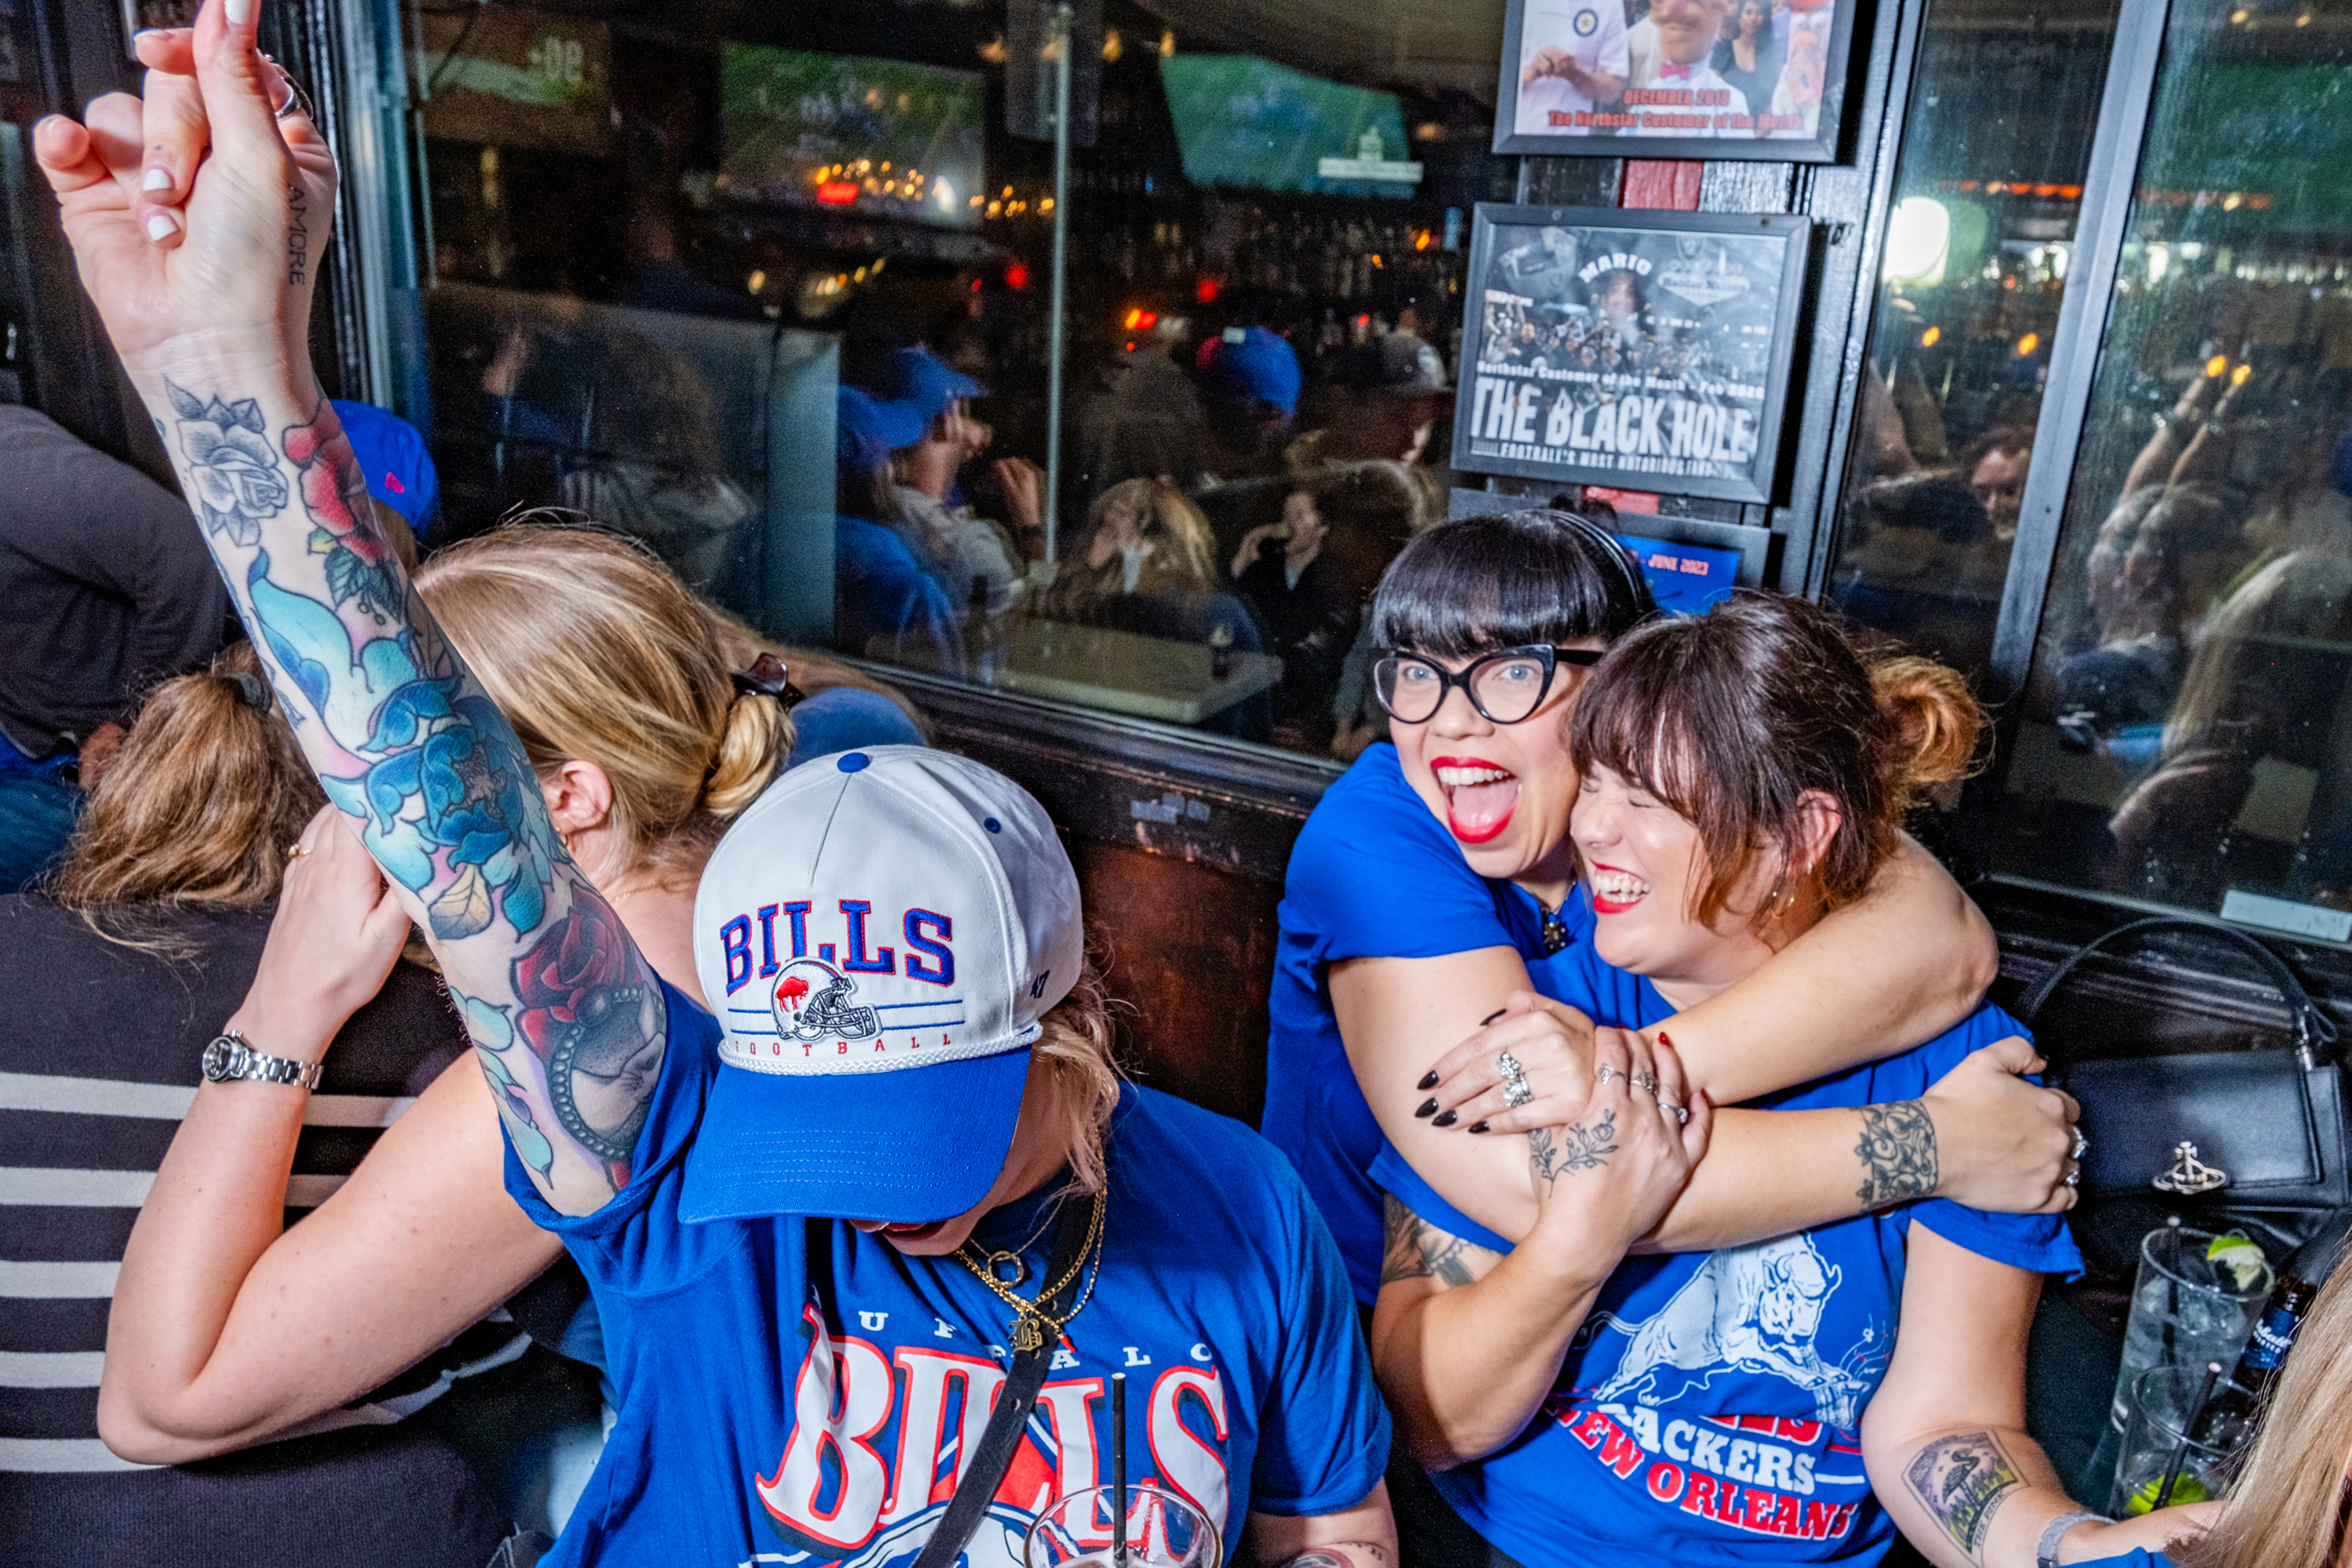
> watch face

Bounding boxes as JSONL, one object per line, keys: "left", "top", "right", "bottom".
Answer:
{"left": 201, "top": 1036, "right": 236, "bottom": 1081}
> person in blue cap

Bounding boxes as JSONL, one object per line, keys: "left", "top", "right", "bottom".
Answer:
{"left": 42, "top": 28, "right": 1397, "bottom": 1566}
{"left": 835, "top": 384, "right": 966, "bottom": 677}
{"left": 329, "top": 397, "right": 439, "bottom": 563}
{"left": 1198, "top": 325, "right": 1302, "bottom": 481}
{"left": 852, "top": 346, "right": 1041, "bottom": 621}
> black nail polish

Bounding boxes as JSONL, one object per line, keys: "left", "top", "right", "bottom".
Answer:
{"left": 1416, "top": 1071, "right": 1439, "bottom": 1091}
{"left": 1468, "top": 1121, "right": 1490, "bottom": 1134}
{"left": 1432, "top": 1110, "right": 1458, "bottom": 1127}
{"left": 1480, "top": 1007, "right": 1508, "bottom": 1026}
{"left": 1414, "top": 1098, "right": 1439, "bottom": 1118}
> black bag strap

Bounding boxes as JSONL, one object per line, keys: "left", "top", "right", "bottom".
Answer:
{"left": 2016, "top": 915, "right": 2339, "bottom": 1070}
{"left": 910, "top": 1181, "right": 1100, "bottom": 1568}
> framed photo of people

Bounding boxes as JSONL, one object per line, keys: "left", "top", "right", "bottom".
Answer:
{"left": 1450, "top": 205, "right": 1812, "bottom": 506}
{"left": 1492, "top": 0, "right": 1858, "bottom": 162}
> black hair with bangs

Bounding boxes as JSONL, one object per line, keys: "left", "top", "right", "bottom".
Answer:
{"left": 1367, "top": 508, "right": 1656, "bottom": 659}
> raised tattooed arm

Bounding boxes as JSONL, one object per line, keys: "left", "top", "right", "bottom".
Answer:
{"left": 32, "top": 4, "right": 656, "bottom": 1216}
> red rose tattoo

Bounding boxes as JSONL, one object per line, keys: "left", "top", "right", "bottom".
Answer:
{"left": 282, "top": 404, "right": 398, "bottom": 619}
{"left": 514, "top": 898, "right": 664, "bottom": 1174}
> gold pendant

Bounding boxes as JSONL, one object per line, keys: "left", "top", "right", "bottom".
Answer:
{"left": 1011, "top": 1316, "right": 1045, "bottom": 1353}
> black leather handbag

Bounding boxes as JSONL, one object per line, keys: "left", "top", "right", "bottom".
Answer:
{"left": 2016, "top": 916, "right": 2351, "bottom": 1278}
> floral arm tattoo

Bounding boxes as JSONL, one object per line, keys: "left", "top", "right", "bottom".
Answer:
{"left": 158, "top": 383, "right": 662, "bottom": 1210}
{"left": 1855, "top": 1101, "right": 1939, "bottom": 1208}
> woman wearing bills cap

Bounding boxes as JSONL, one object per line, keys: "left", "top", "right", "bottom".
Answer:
{"left": 37, "top": 9, "right": 1394, "bottom": 1567}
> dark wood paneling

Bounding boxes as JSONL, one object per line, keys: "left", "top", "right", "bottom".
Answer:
{"left": 1072, "top": 839, "right": 1279, "bottom": 1129}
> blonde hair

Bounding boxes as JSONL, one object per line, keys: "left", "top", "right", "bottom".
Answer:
{"left": 2173, "top": 1260, "right": 2352, "bottom": 1568}
{"left": 1028, "top": 961, "right": 1129, "bottom": 1196}
{"left": 704, "top": 608, "right": 935, "bottom": 745}
{"left": 54, "top": 643, "right": 325, "bottom": 927}
{"left": 415, "top": 522, "right": 793, "bottom": 890}
{"left": 1087, "top": 478, "right": 1218, "bottom": 589}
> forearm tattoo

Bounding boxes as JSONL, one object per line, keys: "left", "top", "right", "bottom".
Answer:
{"left": 161, "top": 383, "right": 662, "bottom": 1197}
{"left": 1904, "top": 1429, "right": 2025, "bottom": 1561}
{"left": 1855, "top": 1100, "right": 1938, "bottom": 1207}
{"left": 1530, "top": 1109, "right": 1618, "bottom": 1190}
{"left": 1381, "top": 1194, "right": 1492, "bottom": 1287}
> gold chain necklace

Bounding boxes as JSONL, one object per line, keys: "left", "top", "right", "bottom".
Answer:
{"left": 952, "top": 1186, "right": 1106, "bottom": 1354}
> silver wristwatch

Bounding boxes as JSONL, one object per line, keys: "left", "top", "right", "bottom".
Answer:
{"left": 200, "top": 1030, "right": 325, "bottom": 1091}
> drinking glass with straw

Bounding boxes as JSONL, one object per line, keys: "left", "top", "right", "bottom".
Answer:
{"left": 1022, "top": 1375, "right": 1221, "bottom": 1568}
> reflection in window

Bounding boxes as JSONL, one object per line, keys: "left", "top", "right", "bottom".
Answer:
{"left": 1998, "top": 0, "right": 2352, "bottom": 930}
{"left": 407, "top": 2, "right": 1515, "bottom": 756}
{"left": 1824, "top": 0, "right": 2117, "bottom": 677}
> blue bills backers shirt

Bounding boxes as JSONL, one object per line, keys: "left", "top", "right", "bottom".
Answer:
{"left": 1267, "top": 742, "right": 1591, "bottom": 1305}
{"left": 508, "top": 982, "right": 1390, "bottom": 1568}
{"left": 1370, "top": 947, "right": 2080, "bottom": 1568}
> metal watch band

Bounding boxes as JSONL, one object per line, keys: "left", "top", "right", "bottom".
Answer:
{"left": 201, "top": 1030, "right": 325, "bottom": 1091}
{"left": 2036, "top": 1508, "right": 2112, "bottom": 1568}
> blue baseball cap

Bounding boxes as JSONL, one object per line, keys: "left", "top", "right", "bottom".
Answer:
{"left": 331, "top": 399, "right": 440, "bottom": 538}
{"left": 683, "top": 747, "right": 1085, "bottom": 1225}
{"left": 840, "top": 347, "right": 985, "bottom": 459}
{"left": 1200, "top": 326, "right": 1301, "bottom": 418}
{"left": 837, "top": 386, "right": 928, "bottom": 472}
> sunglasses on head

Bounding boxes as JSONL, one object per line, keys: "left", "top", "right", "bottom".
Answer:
{"left": 1371, "top": 644, "right": 1604, "bottom": 726}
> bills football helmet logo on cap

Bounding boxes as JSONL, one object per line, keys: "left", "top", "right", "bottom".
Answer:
{"left": 771, "top": 958, "right": 881, "bottom": 1044}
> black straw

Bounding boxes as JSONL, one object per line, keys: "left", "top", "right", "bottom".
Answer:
{"left": 2155, "top": 1361, "right": 2224, "bottom": 1508}
{"left": 1112, "top": 1373, "right": 1128, "bottom": 1567}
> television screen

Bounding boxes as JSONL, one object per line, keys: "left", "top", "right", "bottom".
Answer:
{"left": 720, "top": 45, "right": 985, "bottom": 230}
{"left": 1157, "top": 55, "right": 1420, "bottom": 200}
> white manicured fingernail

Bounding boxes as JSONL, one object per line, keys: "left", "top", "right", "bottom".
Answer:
{"left": 225, "top": 0, "right": 255, "bottom": 25}
{"left": 143, "top": 165, "right": 172, "bottom": 191}
{"left": 145, "top": 210, "right": 179, "bottom": 241}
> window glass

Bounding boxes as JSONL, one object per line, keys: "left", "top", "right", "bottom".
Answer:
{"left": 407, "top": 2, "right": 1519, "bottom": 757}
{"left": 1823, "top": 0, "right": 2118, "bottom": 678}
{"left": 1994, "top": 0, "right": 2352, "bottom": 933}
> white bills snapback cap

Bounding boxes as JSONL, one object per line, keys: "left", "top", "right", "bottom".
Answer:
{"left": 680, "top": 746, "right": 1083, "bottom": 1224}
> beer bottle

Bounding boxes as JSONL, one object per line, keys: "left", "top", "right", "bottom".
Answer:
{"left": 2192, "top": 1272, "right": 2320, "bottom": 1450}
{"left": 966, "top": 575, "right": 1002, "bottom": 684}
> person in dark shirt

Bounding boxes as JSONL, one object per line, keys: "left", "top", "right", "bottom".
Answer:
{"left": 1232, "top": 485, "right": 1359, "bottom": 750}
{"left": 0, "top": 404, "right": 229, "bottom": 888}
{"left": 0, "top": 643, "right": 518, "bottom": 1567}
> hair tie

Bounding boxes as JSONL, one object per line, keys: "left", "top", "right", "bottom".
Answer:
{"left": 731, "top": 651, "right": 804, "bottom": 710}
{"left": 226, "top": 671, "right": 272, "bottom": 713}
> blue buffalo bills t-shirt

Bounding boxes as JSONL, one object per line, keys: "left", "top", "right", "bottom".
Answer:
{"left": 1369, "top": 942, "right": 2080, "bottom": 1567}
{"left": 1267, "top": 742, "right": 1592, "bottom": 1306}
{"left": 507, "top": 981, "right": 1389, "bottom": 1568}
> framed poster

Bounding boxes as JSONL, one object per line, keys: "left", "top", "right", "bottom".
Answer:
{"left": 1492, "top": 0, "right": 1858, "bottom": 163}
{"left": 1450, "top": 204, "right": 1811, "bottom": 506}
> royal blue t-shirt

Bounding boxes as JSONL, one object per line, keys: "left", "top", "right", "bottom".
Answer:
{"left": 2071, "top": 1555, "right": 2171, "bottom": 1567}
{"left": 1369, "top": 949, "right": 2081, "bottom": 1568}
{"left": 507, "top": 982, "right": 1390, "bottom": 1568}
{"left": 1266, "top": 742, "right": 1592, "bottom": 1306}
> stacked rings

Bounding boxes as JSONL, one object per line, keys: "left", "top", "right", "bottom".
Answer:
{"left": 1497, "top": 1051, "right": 1534, "bottom": 1109}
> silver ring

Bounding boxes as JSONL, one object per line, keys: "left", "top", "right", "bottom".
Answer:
{"left": 1657, "top": 1094, "right": 1687, "bottom": 1125}
{"left": 258, "top": 53, "right": 316, "bottom": 123}
{"left": 1594, "top": 1064, "right": 1622, "bottom": 1088}
{"left": 1497, "top": 1051, "right": 1533, "bottom": 1109}
{"left": 1631, "top": 1069, "right": 1658, "bottom": 1095}
{"left": 2064, "top": 1163, "right": 2082, "bottom": 1188}
{"left": 2071, "top": 1128, "right": 2089, "bottom": 1162}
